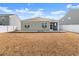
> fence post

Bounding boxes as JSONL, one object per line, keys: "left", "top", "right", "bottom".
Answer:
{"left": 7, "top": 26, "right": 8, "bottom": 32}
{"left": 13, "top": 26, "right": 14, "bottom": 31}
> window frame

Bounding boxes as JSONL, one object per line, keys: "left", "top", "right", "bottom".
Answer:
{"left": 42, "top": 22, "right": 47, "bottom": 28}
{"left": 25, "top": 25, "right": 30, "bottom": 28}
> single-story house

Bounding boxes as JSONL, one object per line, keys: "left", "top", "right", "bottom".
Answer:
{"left": 21, "top": 17, "right": 59, "bottom": 32}
{"left": 59, "top": 8, "right": 79, "bottom": 33}
{"left": 0, "top": 14, "right": 21, "bottom": 32}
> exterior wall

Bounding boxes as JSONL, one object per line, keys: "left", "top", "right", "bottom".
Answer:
{"left": 0, "top": 16, "right": 9, "bottom": 25}
{"left": 60, "top": 9, "right": 79, "bottom": 25}
{"left": 21, "top": 21, "right": 50, "bottom": 32}
{"left": 60, "top": 25, "right": 79, "bottom": 33}
{"left": 9, "top": 15, "right": 21, "bottom": 31}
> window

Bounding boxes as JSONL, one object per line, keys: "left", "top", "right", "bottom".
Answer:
{"left": 53, "top": 22, "right": 57, "bottom": 27}
{"left": 2, "top": 19, "right": 5, "bottom": 21}
{"left": 25, "top": 25, "right": 30, "bottom": 28}
{"left": 68, "top": 17, "right": 71, "bottom": 20}
{"left": 42, "top": 23, "right": 47, "bottom": 28}
{"left": 1, "top": 17, "right": 5, "bottom": 21}
{"left": 50, "top": 22, "right": 53, "bottom": 29}
{"left": 0, "top": 22, "right": 2, "bottom": 25}
{"left": 50, "top": 24, "right": 53, "bottom": 29}
{"left": 62, "top": 19, "right": 64, "bottom": 22}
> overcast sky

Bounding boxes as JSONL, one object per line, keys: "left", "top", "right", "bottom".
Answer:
{"left": 0, "top": 3, "right": 79, "bottom": 20}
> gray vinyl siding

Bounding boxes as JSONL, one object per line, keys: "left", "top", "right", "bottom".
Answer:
{"left": 60, "top": 8, "right": 79, "bottom": 25}
{"left": 0, "top": 16, "right": 9, "bottom": 25}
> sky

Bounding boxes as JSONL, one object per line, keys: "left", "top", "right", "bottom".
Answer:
{"left": 0, "top": 3, "right": 79, "bottom": 20}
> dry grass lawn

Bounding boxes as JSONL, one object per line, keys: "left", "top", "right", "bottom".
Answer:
{"left": 0, "top": 32, "right": 79, "bottom": 56}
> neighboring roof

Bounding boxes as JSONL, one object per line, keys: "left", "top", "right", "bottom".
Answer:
{"left": 59, "top": 8, "right": 79, "bottom": 25}
{"left": 22, "top": 17, "right": 57, "bottom": 22}
{"left": 0, "top": 14, "right": 15, "bottom": 16}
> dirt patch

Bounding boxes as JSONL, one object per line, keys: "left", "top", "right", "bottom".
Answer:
{"left": 0, "top": 32, "right": 79, "bottom": 56}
